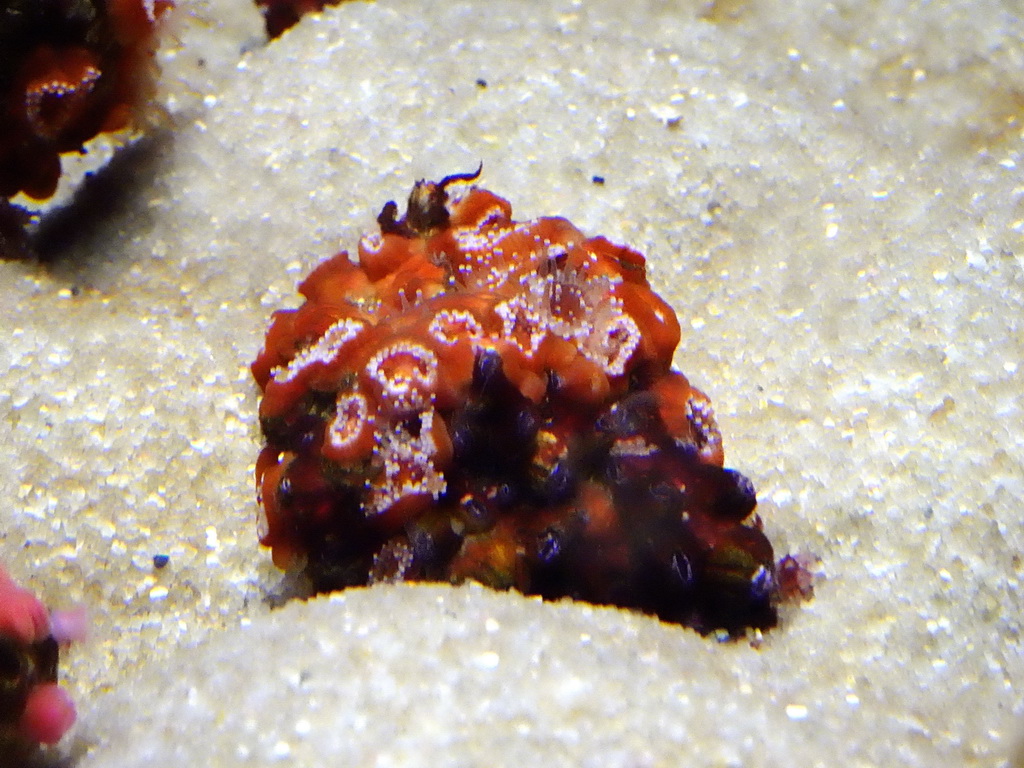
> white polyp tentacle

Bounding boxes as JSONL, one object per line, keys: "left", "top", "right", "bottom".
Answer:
{"left": 365, "top": 341, "right": 438, "bottom": 413}
{"left": 270, "top": 317, "right": 366, "bottom": 384}
{"left": 366, "top": 408, "right": 448, "bottom": 517}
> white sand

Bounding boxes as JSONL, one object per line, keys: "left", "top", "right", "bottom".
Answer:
{"left": 1, "top": 0, "right": 1021, "bottom": 765}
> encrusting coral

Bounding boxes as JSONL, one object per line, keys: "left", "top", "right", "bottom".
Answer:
{"left": 253, "top": 171, "right": 786, "bottom": 635}
{"left": 0, "top": 564, "right": 83, "bottom": 753}
{"left": 0, "top": 0, "right": 172, "bottom": 201}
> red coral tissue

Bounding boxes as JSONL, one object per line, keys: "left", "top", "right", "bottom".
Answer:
{"left": 252, "top": 172, "right": 784, "bottom": 635}
{"left": 0, "top": 0, "right": 173, "bottom": 201}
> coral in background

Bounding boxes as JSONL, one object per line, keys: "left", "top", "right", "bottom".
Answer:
{"left": 0, "top": 565, "right": 81, "bottom": 752}
{"left": 253, "top": 172, "right": 783, "bottom": 635}
{"left": 256, "top": 0, "right": 347, "bottom": 39}
{"left": 0, "top": 0, "right": 172, "bottom": 201}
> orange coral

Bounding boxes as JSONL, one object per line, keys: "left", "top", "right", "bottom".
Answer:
{"left": 253, "top": 173, "right": 782, "bottom": 634}
{"left": 0, "top": 0, "right": 172, "bottom": 200}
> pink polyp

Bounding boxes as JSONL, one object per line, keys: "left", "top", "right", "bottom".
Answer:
{"left": 49, "top": 606, "right": 88, "bottom": 644}
{"left": 19, "top": 683, "right": 77, "bottom": 745}
{"left": 0, "top": 578, "right": 51, "bottom": 645}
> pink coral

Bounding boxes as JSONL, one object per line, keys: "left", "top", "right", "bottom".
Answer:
{"left": 0, "top": 565, "right": 77, "bottom": 750}
{"left": 253, "top": 172, "right": 785, "bottom": 634}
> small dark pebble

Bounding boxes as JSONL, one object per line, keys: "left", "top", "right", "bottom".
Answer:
{"left": 153, "top": 554, "right": 170, "bottom": 569}
{"left": 592, "top": 175, "right": 605, "bottom": 185}
{"left": 475, "top": 78, "right": 488, "bottom": 88}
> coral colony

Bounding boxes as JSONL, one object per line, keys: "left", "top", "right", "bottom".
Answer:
{"left": 253, "top": 171, "right": 787, "bottom": 635}
{"left": 0, "top": 0, "right": 172, "bottom": 201}
{"left": 0, "top": 565, "right": 82, "bottom": 751}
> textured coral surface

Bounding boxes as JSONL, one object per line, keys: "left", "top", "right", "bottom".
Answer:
{"left": 0, "top": 0, "right": 171, "bottom": 201}
{"left": 0, "top": 565, "right": 76, "bottom": 754}
{"left": 253, "top": 174, "right": 780, "bottom": 634}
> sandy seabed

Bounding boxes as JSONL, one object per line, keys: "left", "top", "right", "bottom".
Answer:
{"left": 1, "top": 0, "right": 1022, "bottom": 766}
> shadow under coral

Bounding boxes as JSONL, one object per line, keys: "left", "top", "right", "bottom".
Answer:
{"left": 1, "top": 132, "right": 171, "bottom": 279}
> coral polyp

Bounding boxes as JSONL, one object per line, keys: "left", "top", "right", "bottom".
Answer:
{"left": 253, "top": 172, "right": 782, "bottom": 634}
